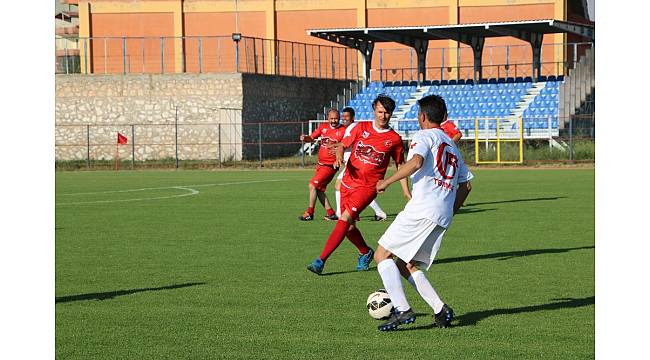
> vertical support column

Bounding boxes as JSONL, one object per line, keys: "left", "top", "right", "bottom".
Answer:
{"left": 122, "top": 37, "right": 127, "bottom": 74}
{"left": 413, "top": 39, "right": 429, "bottom": 85}
{"left": 78, "top": 1, "right": 92, "bottom": 74}
{"left": 471, "top": 36, "right": 485, "bottom": 83}
{"left": 131, "top": 124, "right": 135, "bottom": 169}
{"left": 198, "top": 37, "right": 203, "bottom": 73}
{"left": 172, "top": 0, "right": 184, "bottom": 73}
{"left": 530, "top": 33, "right": 543, "bottom": 81}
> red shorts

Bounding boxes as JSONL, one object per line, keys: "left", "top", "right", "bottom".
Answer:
{"left": 340, "top": 185, "right": 377, "bottom": 221}
{"left": 309, "top": 164, "right": 337, "bottom": 192}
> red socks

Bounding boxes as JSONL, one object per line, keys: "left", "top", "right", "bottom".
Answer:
{"left": 319, "top": 220, "right": 350, "bottom": 261}
{"left": 346, "top": 227, "right": 371, "bottom": 254}
{"left": 326, "top": 208, "right": 335, "bottom": 217}
{"left": 306, "top": 207, "right": 314, "bottom": 215}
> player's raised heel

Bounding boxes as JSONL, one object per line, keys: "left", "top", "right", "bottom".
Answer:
{"left": 323, "top": 214, "right": 339, "bottom": 221}
{"left": 378, "top": 308, "right": 416, "bottom": 331}
{"left": 356, "top": 248, "right": 375, "bottom": 271}
{"left": 433, "top": 304, "right": 455, "bottom": 328}
{"left": 307, "top": 258, "right": 324, "bottom": 275}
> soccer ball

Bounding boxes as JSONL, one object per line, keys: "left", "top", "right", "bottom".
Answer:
{"left": 366, "top": 289, "right": 393, "bottom": 319}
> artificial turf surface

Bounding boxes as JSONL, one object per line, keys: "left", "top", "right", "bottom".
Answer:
{"left": 55, "top": 168, "right": 594, "bottom": 359}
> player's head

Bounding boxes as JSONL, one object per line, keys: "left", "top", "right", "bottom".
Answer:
{"left": 372, "top": 95, "right": 396, "bottom": 129}
{"left": 326, "top": 108, "right": 340, "bottom": 127}
{"left": 417, "top": 94, "right": 448, "bottom": 126}
{"left": 341, "top": 107, "right": 355, "bottom": 126}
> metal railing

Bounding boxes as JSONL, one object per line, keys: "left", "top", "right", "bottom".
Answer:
{"left": 57, "top": 35, "right": 360, "bottom": 81}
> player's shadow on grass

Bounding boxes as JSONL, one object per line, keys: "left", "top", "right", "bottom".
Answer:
{"left": 465, "top": 196, "right": 567, "bottom": 207}
{"left": 454, "top": 296, "right": 595, "bottom": 327}
{"left": 55, "top": 282, "right": 206, "bottom": 304}
{"left": 398, "top": 296, "right": 594, "bottom": 331}
{"left": 435, "top": 245, "right": 594, "bottom": 264}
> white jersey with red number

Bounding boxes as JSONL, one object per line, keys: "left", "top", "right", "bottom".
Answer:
{"left": 403, "top": 128, "right": 470, "bottom": 228}
{"left": 310, "top": 123, "right": 345, "bottom": 165}
{"left": 341, "top": 121, "right": 404, "bottom": 189}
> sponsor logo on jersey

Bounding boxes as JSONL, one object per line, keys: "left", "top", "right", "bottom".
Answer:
{"left": 354, "top": 141, "right": 386, "bottom": 166}
{"left": 431, "top": 142, "right": 459, "bottom": 192}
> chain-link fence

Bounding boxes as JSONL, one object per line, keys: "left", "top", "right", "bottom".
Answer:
{"left": 55, "top": 114, "right": 593, "bottom": 170}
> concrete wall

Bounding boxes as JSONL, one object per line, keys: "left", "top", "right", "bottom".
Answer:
{"left": 55, "top": 73, "right": 352, "bottom": 161}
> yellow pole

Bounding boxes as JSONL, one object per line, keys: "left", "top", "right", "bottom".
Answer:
{"left": 519, "top": 116, "right": 524, "bottom": 163}
{"left": 496, "top": 117, "right": 500, "bottom": 163}
{"left": 474, "top": 116, "right": 479, "bottom": 164}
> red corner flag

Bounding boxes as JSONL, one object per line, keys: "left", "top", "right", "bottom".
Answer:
{"left": 117, "top": 132, "right": 128, "bottom": 145}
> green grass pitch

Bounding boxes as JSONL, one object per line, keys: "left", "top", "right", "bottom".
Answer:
{"left": 55, "top": 168, "right": 594, "bottom": 359}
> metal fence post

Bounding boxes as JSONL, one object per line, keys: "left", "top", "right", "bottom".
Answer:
{"left": 218, "top": 123, "right": 222, "bottom": 168}
{"left": 86, "top": 125, "right": 90, "bottom": 168}
{"left": 83, "top": 37, "right": 89, "bottom": 74}
{"left": 198, "top": 37, "right": 203, "bottom": 73}
{"left": 569, "top": 115, "right": 574, "bottom": 161}
{"left": 441, "top": 47, "right": 445, "bottom": 81}
{"left": 331, "top": 49, "right": 335, "bottom": 79}
{"left": 131, "top": 124, "right": 135, "bottom": 169}
{"left": 304, "top": 44, "right": 308, "bottom": 77}
{"left": 141, "top": 38, "right": 145, "bottom": 73}
{"left": 258, "top": 123, "right": 263, "bottom": 167}
{"left": 122, "top": 37, "right": 127, "bottom": 74}
{"left": 291, "top": 42, "right": 295, "bottom": 76}
{"left": 161, "top": 37, "right": 165, "bottom": 74}
{"left": 175, "top": 105, "right": 179, "bottom": 169}
{"left": 301, "top": 122, "right": 305, "bottom": 167}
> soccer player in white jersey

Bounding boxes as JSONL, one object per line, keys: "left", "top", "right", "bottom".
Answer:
{"left": 331, "top": 107, "right": 389, "bottom": 221}
{"left": 373, "top": 95, "right": 471, "bottom": 331}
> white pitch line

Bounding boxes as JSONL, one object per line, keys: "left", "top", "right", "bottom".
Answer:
{"left": 58, "top": 179, "right": 285, "bottom": 196}
{"left": 55, "top": 179, "right": 284, "bottom": 205}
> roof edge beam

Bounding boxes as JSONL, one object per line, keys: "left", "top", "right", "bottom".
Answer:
{"left": 551, "top": 21, "right": 595, "bottom": 40}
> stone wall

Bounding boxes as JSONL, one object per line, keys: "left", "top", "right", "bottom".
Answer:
{"left": 55, "top": 73, "right": 353, "bottom": 162}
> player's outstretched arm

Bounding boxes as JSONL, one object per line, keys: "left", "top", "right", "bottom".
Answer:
{"left": 334, "top": 144, "right": 345, "bottom": 169}
{"left": 300, "top": 134, "right": 314, "bottom": 143}
{"left": 377, "top": 155, "right": 423, "bottom": 193}
{"left": 396, "top": 161, "right": 412, "bottom": 200}
{"left": 453, "top": 181, "right": 470, "bottom": 214}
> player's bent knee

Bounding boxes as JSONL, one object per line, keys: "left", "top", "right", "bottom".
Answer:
{"left": 374, "top": 246, "right": 392, "bottom": 263}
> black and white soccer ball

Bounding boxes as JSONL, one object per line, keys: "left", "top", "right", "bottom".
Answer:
{"left": 366, "top": 289, "right": 393, "bottom": 320}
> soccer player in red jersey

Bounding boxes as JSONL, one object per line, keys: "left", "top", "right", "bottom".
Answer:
{"left": 306, "top": 95, "right": 411, "bottom": 275}
{"left": 298, "top": 108, "right": 346, "bottom": 221}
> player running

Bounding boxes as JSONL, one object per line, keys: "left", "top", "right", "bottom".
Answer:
{"left": 331, "top": 107, "right": 389, "bottom": 222}
{"left": 306, "top": 95, "right": 411, "bottom": 275}
{"left": 298, "top": 109, "right": 346, "bottom": 221}
{"left": 373, "top": 95, "right": 471, "bottom": 331}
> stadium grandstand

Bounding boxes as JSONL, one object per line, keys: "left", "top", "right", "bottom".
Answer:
{"left": 55, "top": 0, "right": 594, "bottom": 164}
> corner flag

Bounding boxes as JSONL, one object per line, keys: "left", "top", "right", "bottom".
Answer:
{"left": 117, "top": 132, "right": 128, "bottom": 145}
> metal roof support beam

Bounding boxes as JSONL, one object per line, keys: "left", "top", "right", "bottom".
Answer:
{"left": 429, "top": 30, "right": 485, "bottom": 82}
{"left": 550, "top": 20, "right": 594, "bottom": 40}
{"left": 369, "top": 32, "right": 429, "bottom": 85}
{"left": 314, "top": 33, "right": 374, "bottom": 85}
{"left": 487, "top": 26, "right": 544, "bottom": 81}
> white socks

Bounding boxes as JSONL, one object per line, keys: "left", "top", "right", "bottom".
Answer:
{"left": 369, "top": 200, "right": 386, "bottom": 217}
{"left": 407, "top": 270, "right": 444, "bottom": 314}
{"left": 377, "top": 259, "right": 410, "bottom": 312}
{"left": 335, "top": 190, "right": 341, "bottom": 217}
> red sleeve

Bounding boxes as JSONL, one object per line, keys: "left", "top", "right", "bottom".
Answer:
{"left": 391, "top": 136, "right": 405, "bottom": 165}
{"left": 310, "top": 124, "right": 323, "bottom": 139}
{"left": 441, "top": 121, "right": 460, "bottom": 138}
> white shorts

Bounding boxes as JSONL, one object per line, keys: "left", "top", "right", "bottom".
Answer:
{"left": 378, "top": 211, "right": 446, "bottom": 270}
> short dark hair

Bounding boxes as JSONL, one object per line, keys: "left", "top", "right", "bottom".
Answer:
{"left": 417, "top": 95, "right": 447, "bottom": 125}
{"left": 342, "top": 107, "right": 355, "bottom": 118}
{"left": 372, "top": 94, "right": 396, "bottom": 114}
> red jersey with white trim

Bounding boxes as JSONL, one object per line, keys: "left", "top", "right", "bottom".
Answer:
{"left": 341, "top": 121, "right": 405, "bottom": 189}
{"left": 310, "top": 123, "right": 346, "bottom": 165}
{"left": 440, "top": 120, "right": 461, "bottom": 140}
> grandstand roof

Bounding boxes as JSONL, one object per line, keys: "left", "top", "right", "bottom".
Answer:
{"left": 308, "top": 19, "right": 594, "bottom": 84}
{"left": 307, "top": 19, "right": 594, "bottom": 42}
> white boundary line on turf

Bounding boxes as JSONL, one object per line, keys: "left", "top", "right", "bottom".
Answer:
{"left": 55, "top": 179, "right": 285, "bottom": 205}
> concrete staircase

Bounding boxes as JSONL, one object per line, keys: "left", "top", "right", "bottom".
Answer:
{"left": 391, "top": 86, "right": 429, "bottom": 124}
